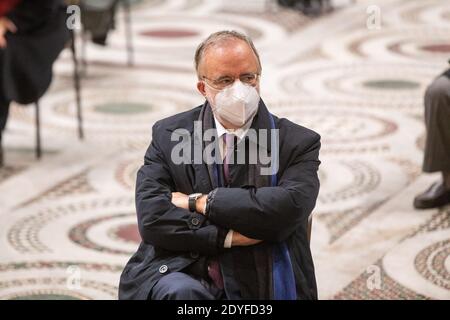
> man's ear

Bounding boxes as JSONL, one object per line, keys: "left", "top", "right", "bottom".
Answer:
{"left": 197, "top": 81, "right": 206, "bottom": 97}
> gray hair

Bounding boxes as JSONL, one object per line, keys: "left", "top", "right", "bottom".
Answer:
{"left": 194, "top": 30, "right": 262, "bottom": 79}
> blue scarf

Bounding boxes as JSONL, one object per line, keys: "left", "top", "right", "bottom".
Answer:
{"left": 268, "top": 113, "right": 297, "bottom": 300}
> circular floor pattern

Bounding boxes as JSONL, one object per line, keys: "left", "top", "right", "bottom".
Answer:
{"left": 320, "top": 14, "right": 450, "bottom": 62}
{"left": 415, "top": 239, "right": 450, "bottom": 291}
{"left": 318, "top": 160, "right": 381, "bottom": 205}
{"left": 279, "top": 63, "right": 436, "bottom": 108}
{"left": 268, "top": 104, "right": 400, "bottom": 145}
{"left": 334, "top": 261, "right": 429, "bottom": 300}
{"left": 25, "top": 86, "right": 186, "bottom": 137}
{"left": 383, "top": 229, "right": 450, "bottom": 299}
{"left": 7, "top": 197, "right": 135, "bottom": 254}
{"left": 8, "top": 291, "right": 84, "bottom": 300}
{"left": 114, "top": 159, "right": 141, "bottom": 191}
{"left": 0, "top": 278, "right": 116, "bottom": 300}
{"left": 387, "top": 39, "right": 450, "bottom": 61}
{"left": 416, "top": 133, "right": 426, "bottom": 151}
{"left": 69, "top": 213, "right": 139, "bottom": 255}
{"left": 126, "top": 14, "right": 271, "bottom": 53}
{"left": 315, "top": 156, "right": 414, "bottom": 242}
{"left": 109, "top": 224, "right": 141, "bottom": 244}
{"left": 420, "top": 44, "right": 450, "bottom": 53}
{"left": 397, "top": 1, "right": 450, "bottom": 27}
{"left": 0, "top": 261, "right": 123, "bottom": 300}
{"left": 87, "top": 156, "right": 142, "bottom": 193}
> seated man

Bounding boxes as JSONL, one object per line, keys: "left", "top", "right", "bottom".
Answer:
{"left": 119, "top": 31, "right": 321, "bottom": 300}
{"left": 414, "top": 67, "right": 450, "bottom": 209}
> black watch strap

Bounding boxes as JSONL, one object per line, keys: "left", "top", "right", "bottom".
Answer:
{"left": 188, "top": 193, "right": 202, "bottom": 212}
{"left": 188, "top": 196, "right": 196, "bottom": 212}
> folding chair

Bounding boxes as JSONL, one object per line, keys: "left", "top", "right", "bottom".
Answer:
{"left": 34, "top": 30, "right": 84, "bottom": 159}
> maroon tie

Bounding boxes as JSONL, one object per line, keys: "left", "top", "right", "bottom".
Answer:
{"left": 208, "top": 259, "right": 224, "bottom": 290}
{"left": 207, "top": 133, "right": 235, "bottom": 290}
{"left": 222, "top": 133, "right": 234, "bottom": 185}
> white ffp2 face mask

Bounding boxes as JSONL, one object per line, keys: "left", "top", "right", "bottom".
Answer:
{"left": 208, "top": 81, "right": 260, "bottom": 128}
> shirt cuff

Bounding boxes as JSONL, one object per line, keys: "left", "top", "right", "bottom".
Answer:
{"left": 224, "top": 230, "right": 233, "bottom": 248}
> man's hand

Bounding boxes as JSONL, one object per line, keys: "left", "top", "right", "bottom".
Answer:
{"left": 171, "top": 192, "right": 208, "bottom": 214}
{"left": 171, "top": 192, "right": 262, "bottom": 246}
{"left": 231, "top": 232, "right": 262, "bottom": 247}
{"left": 171, "top": 192, "right": 189, "bottom": 210}
{"left": 0, "top": 17, "right": 17, "bottom": 49}
{"left": 196, "top": 194, "right": 207, "bottom": 215}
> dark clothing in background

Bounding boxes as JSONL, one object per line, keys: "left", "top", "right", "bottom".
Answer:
{"left": 119, "top": 101, "right": 321, "bottom": 300}
{"left": 277, "top": 0, "right": 331, "bottom": 16}
{"left": 3, "top": 0, "right": 69, "bottom": 105}
{"left": 80, "top": 0, "right": 119, "bottom": 46}
{"left": 0, "top": 0, "right": 69, "bottom": 137}
{"left": 0, "top": 89, "right": 9, "bottom": 134}
{"left": 423, "top": 69, "right": 450, "bottom": 173}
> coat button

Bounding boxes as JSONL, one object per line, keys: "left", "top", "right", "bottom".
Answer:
{"left": 190, "top": 252, "right": 199, "bottom": 259}
{"left": 191, "top": 217, "right": 200, "bottom": 226}
{"left": 159, "top": 265, "right": 168, "bottom": 274}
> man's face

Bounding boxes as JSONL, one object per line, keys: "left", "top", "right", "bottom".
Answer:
{"left": 197, "top": 39, "right": 261, "bottom": 113}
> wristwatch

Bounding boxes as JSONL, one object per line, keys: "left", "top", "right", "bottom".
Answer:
{"left": 188, "top": 193, "right": 203, "bottom": 212}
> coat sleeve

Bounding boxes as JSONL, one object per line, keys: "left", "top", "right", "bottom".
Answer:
{"left": 136, "top": 122, "right": 223, "bottom": 255}
{"left": 207, "top": 135, "right": 321, "bottom": 243}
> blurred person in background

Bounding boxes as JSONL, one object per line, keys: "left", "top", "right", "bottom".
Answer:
{"left": 79, "top": 0, "right": 119, "bottom": 46}
{"left": 0, "top": 0, "right": 69, "bottom": 166}
{"left": 277, "top": 0, "right": 333, "bottom": 16}
{"left": 414, "top": 67, "right": 450, "bottom": 209}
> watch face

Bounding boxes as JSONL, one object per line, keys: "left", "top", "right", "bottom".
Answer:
{"left": 190, "top": 193, "right": 202, "bottom": 199}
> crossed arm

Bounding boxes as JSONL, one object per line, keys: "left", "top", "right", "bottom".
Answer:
{"left": 170, "top": 192, "right": 261, "bottom": 247}
{"left": 136, "top": 127, "right": 320, "bottom": 255}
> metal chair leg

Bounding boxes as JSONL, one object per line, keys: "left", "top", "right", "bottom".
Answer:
{"left": 0, "top": 134, "right": 3, "bottom": 167}
{"left": 71, "top": 30, "right": 84, "bottom": 140}
{"left": 307, "top": 215, "right": 313, "bottom": 245}
{"left": 35, "top": 101, "right": 42, "bottom": 159}
{"left": 80, "top": 31, "right": 88, "bottom": 75}
{"left": 123, "top": 0, "right": 134, "bottom": 67}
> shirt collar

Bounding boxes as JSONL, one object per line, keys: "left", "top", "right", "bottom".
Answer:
{"left": 213, "top": 115, "right": 253, "bottom": 141}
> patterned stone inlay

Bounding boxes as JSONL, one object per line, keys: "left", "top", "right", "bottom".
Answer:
{"left": 362, "top": 79, "right": 420, "bottom": 90}
{"left": 9, "top": 292, "right": 82, "bottom": 300}
{"left": 94, "top": 103, "right": 153, "bottom": 115}
{"left": 318, "top": 160, "right": 381, "bottom": 204}
{"left": 415, "top": 239, "right": 450, "bottom": 290}
{"left": 0, "top": 278, "right": 117, "bottom": 299}
{"left": 140, "top": 29, "right": 199, "bottom": 38}
{"left": 69, "top": 213, "right": 136, "bottom": 255}
{"left": 334, "top": 261, "right": 429, "bottom": 300}
{"left": 8, "top": 198, "right": 134, "bottom": 254}
{"left": 420, "top": 44, "right": 450, "bottom": 53}
{"left": 109, "top": 223, "right": 141, "bottom": 244}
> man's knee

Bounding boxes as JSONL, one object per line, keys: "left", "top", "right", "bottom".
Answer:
{"left": 151, "top": 272, "right": 214, "bottom": 300}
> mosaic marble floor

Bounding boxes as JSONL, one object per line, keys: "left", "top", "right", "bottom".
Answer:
{"left": 0, "top": 0, "right": 449, "bottom": 300}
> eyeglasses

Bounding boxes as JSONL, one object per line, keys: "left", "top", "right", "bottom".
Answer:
{"left": 202, "top": 73, "right": 260, "bottom": 90}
